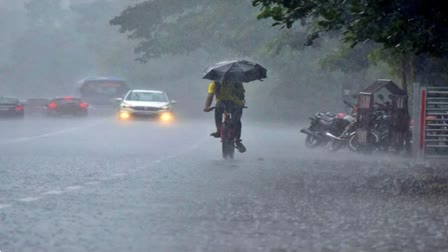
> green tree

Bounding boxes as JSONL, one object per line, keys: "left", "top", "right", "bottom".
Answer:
{"left": 252, "top": 0, "right": 448, "bottom": 57}
{"left": 253, "top": 0, "right": 448, "bottom": 90}
{"left": 109, "top": 0, "right": 279, "bottom": 62}
{"left": 320, "top": 42, "right": 377, "bottom": 94}
{"left": 109, "top": 0, "right": 393, "bottom": 119}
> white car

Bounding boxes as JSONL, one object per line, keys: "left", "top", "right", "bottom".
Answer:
{"left": 117, "top": 89, "right": 176, "bottom": 121}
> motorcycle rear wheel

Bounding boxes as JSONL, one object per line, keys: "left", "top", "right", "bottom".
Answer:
{"left": 328, "top": 140, "right": 345, "bottom": 152}
{"left": 305, "top": 135, "right": 321, "bottom": 148}
{"left": 348, "top": 132, "right": 378, "bottom": 154}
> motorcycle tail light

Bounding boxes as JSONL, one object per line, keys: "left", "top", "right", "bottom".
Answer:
{"left": 79, "top": 102, "right": 88, "bottom": 109}
{"left": 48, "top": 102, "right": 57, "bottom": 109}
{"left": 337, "top": 113, "right": 346, "bottom": 118}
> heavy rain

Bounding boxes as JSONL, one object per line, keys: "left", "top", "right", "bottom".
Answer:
{"left": 1, "top": 0, "right": 448, "bottom": 251}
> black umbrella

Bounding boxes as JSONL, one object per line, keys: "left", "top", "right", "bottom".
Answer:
{"left": 202, "top": 60, "right": 267, "bottom": 83}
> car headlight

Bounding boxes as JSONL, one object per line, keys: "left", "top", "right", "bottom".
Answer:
{"left": 119, "top": 111, "right": 130, "bottom": 120}
{"left": 121, "top": 103, "right": 131, "bottom": 108}
{"left": 161, "top": 106, "right": 170, "bottom": 110}
{"left": 160, "top": 112, "right": 173, "bottom": 122}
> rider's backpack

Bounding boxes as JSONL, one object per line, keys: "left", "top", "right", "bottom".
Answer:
{"left": 215, "top": 81, "right": 245, "bottom": 102}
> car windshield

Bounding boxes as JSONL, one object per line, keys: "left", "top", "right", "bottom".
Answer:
{"left": 0, "top": 97, "right": 18, "bottom": 104}
{"left": 125, "top": 92, "right": 168, "bottom": 102}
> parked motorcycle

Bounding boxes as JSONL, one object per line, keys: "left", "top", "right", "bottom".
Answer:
{"left": 326, "top": 117, "right": 357, "bottom": 152}
{"left": 325, "top": 101, "right": 358, "bottom": 152}
{"left": 300, "top": 111, "right": 338, "bottom": 148}
{"left": 300, "top": 102, "right": 355, "bottom": 149}
{"left": 346, "top": 110, "right": 385, "bottom": 153}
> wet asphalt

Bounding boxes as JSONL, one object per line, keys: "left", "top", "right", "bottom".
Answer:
{"left": 1, "top": 115, "right": 448, "bottom": 252}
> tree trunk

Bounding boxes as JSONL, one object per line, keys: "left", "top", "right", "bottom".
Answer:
{"left": 401, "top": 54, "right": 409, "bottom": 96}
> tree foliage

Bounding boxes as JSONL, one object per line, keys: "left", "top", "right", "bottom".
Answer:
{"left": 252, "top": 0, "right": 448, "bottom": 57}
{"left": 109, "top": 0, "right": 280, "bottom": 62}
{"left": 321, "top": 42, "right": 377, "bottom": 73}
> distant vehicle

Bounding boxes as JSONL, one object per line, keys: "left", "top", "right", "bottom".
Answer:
{"left": 45, "top": 97, "right": 88, "bottom": 117}
{"left": 0, "top": 96, "right": 24, "bottom": 119}
{"left": 24, "top": 98, "right": 50, "bottom": 116}
{"left": 77, "top": 77, "right": 129, "bottom": 106}
{"left": 117, "top": 89, "right": 175, "bottom": 122}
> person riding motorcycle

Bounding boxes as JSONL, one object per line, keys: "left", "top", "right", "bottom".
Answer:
{"left": 203, "top": 80, "right": 246, "bottom": 153}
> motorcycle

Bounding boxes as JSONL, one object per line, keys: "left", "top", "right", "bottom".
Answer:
{"left": 300, "top": 105, "right": 352, "bottom": 148}
{"left": 300, "top": 112, "right": 337, "bottom": 148}
{"left": 324, "top": 101, "right": 358, "bottom": 152}
{"left": 326, "top": 117, "right": 357, "bottom": 152}
{"left": 346, "top": 109, "right": 411, "bottom": 154}
{"left": 346, "top": 110, "right": 385, "bottom": 153}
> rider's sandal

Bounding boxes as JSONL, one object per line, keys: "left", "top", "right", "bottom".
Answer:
{"left": 235, "top": 140, "right": 246, "bottom": 153}
{"left": 210, "top": 132, "right": 221, "bottom": 138}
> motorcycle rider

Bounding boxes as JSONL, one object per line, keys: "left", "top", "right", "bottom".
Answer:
{"left": 203, "top": 80, "right": 246, "bottom": 153}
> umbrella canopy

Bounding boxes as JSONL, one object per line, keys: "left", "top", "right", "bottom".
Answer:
{"left": 202, "top": 60, "right": 267, "bottom": 83}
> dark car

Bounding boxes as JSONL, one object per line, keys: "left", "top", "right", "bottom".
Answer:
{"left": 46, "top": 97, "right": 88, "bottom": 117}
{"left": 78, "top": 77, "right": 129, "bottom": 106}
{"left": 25, "top": 98, "right": 50, "bottom": 116}
{"left": 0, "top": 96, "right": 24, "bottom": 119}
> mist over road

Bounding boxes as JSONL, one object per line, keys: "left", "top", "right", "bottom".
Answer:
{"left": 1, "top": 117, "right": 447, "bottom": 252}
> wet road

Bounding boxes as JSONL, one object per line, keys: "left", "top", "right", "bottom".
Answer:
{"left": 1, "top": 116, "right": 448, "bottom": 252}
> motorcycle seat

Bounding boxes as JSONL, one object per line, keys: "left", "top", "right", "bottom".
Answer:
{"left": 319, "top": 118, "right": 334, "bottom": 126}
{"left": 343, "top": 115, "right": 356, "bottom": 123}
{"left": 319, "top": 114, "right": 335, "bottom": 123}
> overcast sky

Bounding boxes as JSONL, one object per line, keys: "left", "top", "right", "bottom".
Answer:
{"left": 0, "top": 0, "right": 118, "bottom": 9}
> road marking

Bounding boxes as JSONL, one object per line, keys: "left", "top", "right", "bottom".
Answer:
{"left": 17, "top": 197, "right": 40, "bottom": 202}
{"left": 0, "top": 204, "right": 12, "bottom": 209}
{"left": 2, "top": 134, "right": 206, "bottom": 210}
{"left": 85, "top": 181, "right": 100, "bottom": 186}
{"left": 41, "top": 190, "right": 64, "bottom": 195}
{"left": 98, "top": 177, "right": 114, "bottom": 181}
{"left": 0, "top": 121, "right": 104, "bottom": 145}
{"left": 65, "top": 185, "right": 83, "bottom": 191}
